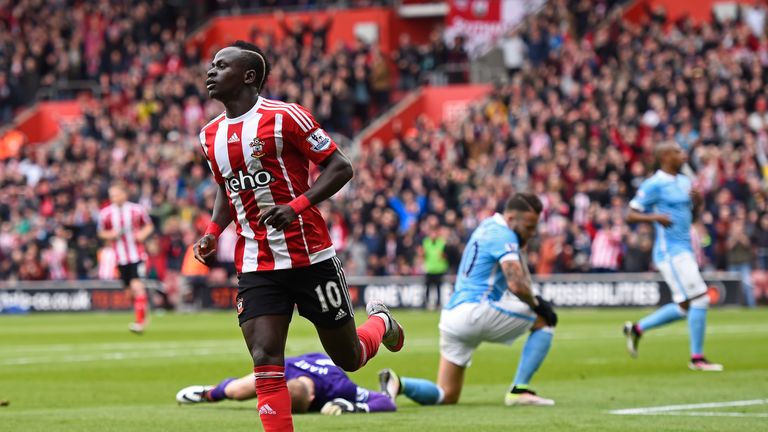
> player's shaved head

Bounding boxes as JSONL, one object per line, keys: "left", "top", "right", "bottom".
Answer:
{"left": 654, "top": 141, "right": 679, "bottom": 159}
{"left": 229, "top": 40, "right": 271, "bottom": 93}
{"left": 655, "top": 141, "right": 686, "bottom": 174}
{"left": 287, "top": 379, "right": 312, "bottom": 413}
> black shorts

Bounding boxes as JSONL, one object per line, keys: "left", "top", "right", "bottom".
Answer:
{"left": 236, "top": 256, "right": 355, "bottom": 328}
{"left": 117, "top": 262, "right": 143, "bottom": 288}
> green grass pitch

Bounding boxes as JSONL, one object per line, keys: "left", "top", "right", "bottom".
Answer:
{"left": 1, "top": 308, "right": 767, "bottom": 431}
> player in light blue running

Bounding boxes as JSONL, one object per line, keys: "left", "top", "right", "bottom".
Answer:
{"left": 623, "top": 142, "right": 723, "bottom": 371}
{"left": 379, "top": 193, "right": 558, "bottom": 407}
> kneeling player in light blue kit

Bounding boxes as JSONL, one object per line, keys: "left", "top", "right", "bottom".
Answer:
{"left": 623, "top": 142, "right": 722, "bottom": 371}
{"left": 379, "top": 193, "right": 558, "bottom": 407}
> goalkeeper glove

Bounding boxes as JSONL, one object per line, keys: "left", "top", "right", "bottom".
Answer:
{"left": 320, "top": 398, "right": 370, "bottom": 416}
{"left": 532, "top": 295, "right": 558, "bottom": 327}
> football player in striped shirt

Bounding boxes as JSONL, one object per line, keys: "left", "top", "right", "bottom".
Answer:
{"left": 97, "top": 182, "right": 154, "bottom": 333}
{"left": 193, "top": 41, "right": 404, "bottom": 432}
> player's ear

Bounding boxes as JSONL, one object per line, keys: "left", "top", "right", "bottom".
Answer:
{"left": 243, "top": 69, "right": 257, "bottom": 86}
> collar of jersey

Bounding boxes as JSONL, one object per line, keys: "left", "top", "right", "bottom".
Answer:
{"left": 492, "top": 213, "right": 507, "bottom": 226}
{"left": 224, "top": 96, "right": 263, "bottom": 122}
{"left": 655, "top": 169, "right": 677, "bottom": 180}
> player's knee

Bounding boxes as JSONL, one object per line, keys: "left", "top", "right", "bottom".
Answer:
{"left": 441, "top": 389, "right": 460, "bottom": 405}
{"left": 532, "top": 317, "right": 550, "bottom": 331}
{"left": 335, "top": 357, "right": 360, "bottom": 372}
{"left": 331, "top": 350, "right": 361, "bottom": 372}
{"left": 690, "top": 294, "right": 710, "bottom": 309}
{"left": 130, "top": 280, "right": 145, "bottom": 295}
{"left": 250, "top": 348, "right": 284, "bottom": 367}
{"left": 324, "top": 343, "right": 361, "bottom": 372}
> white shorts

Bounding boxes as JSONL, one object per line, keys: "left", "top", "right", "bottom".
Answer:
{"left": 656, "top": 252, "right": 708, "bottom": 304}
{"left": 438, "top": 292, "right": 536, "bottom": 367}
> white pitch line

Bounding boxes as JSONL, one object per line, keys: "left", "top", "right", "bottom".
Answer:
{"left": 0, "top": 339, "right": 241, "bottom": 355}
{"left": 648, "top": 411, "right": 768, "bottom": 418}
{"left": 609, "top": 399, "right": 768, "bottom": 415}
{"left": 0, "top": 339, "right": 335, "bottom": 366}
{"left": 0, "top": 347, "right": 249, "bottom": 366}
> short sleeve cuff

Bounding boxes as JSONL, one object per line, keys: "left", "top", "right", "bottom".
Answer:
{"left": 629, "top": 200, "right": 645, "bottom": 212}
{"left": 499, "top": 252, "right": 520, "bottom": 263}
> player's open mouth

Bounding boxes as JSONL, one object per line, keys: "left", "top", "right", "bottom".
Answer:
{"left": 206, "top": 81, "right": 216, "bottom": 89}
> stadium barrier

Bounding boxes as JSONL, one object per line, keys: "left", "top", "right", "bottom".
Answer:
{"left": 0, "top": 273, "right": 744, "bottom": 313}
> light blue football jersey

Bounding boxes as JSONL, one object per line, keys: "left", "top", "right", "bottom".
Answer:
{"left": 629, "top": 170, "right": 694, "bottom": 263}
{"left": 445, "top": 214, "right": 521, "bottom": 309}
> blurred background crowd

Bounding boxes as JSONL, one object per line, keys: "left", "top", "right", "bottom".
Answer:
{"left": 1, "top": 0, "right": 767, "bottom": 307}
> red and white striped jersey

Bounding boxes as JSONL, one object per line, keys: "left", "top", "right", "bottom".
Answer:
{"left": 199, "top": 97, "right": 337, "bottom": 273}
{"left": 97, "top": 202, "right": 152, "bottom": 266}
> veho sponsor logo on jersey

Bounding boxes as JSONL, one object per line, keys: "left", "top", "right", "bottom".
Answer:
{"left": 225, "top": 169, "right": 276, "bottom": 193}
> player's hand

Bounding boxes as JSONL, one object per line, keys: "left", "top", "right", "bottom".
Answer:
{"left": 193, "top": 234, "right": 217, "bottom": 265}
{"left": 320, "top": 399, "right": 364, "bottom": 416}
{"left": 655, "top": 214, "right": 673, "bottom": 228}
{"left": 258, "top": 205, "right": 297, "bottom": 231}
{"left": 532, "top": 295, "right": 558, "bottom": 327}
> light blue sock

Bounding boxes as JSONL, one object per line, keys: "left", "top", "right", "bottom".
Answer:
{"left": 688, "top": 307, "right": 707, "bottom": 356}
{"left": 512, "top": 328, "right": 553, "bottom": 387}
{"left": 401, "top": 377, "right": 444, "bottom": 405}
{"left": 637, "top": 303, "right": 686, "bottom": 333}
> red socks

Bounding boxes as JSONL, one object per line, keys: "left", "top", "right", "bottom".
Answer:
{"left": 356, "top": 315, "right": 387, "bottom": 368}
{"left": 134, "top": 294, "right": 147, "bottom": 325}
{"left": 254, "top": 365, "right": 293, "bottom": 432}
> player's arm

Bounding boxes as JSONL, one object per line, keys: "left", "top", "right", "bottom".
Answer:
{"left": 258, "top": 149, "right": 352, "bottom": 230}
{"left": 135, "top": 211, "right": 154, "bottom": 243}
{"left": 194, "top": 183, "right": 233, "bottom": 264}
{"left": 97, "top": 228, "right": 120, "bottom": 241}
{"left": 690, "top": 188, "right": 704, "bottom": 221}
{"left": 500, "top": 257, "right": 557, "bottom": 326}
{"left": 626, "top": 181, "right": 672, "bottom": 227}
{"left": 97, "top": 214, "right": 120, "bottom": 241}
{"left": 259, "top": 107, "right": 353, "bottom": 230}
{"left": 500, "top": 258, "right": 537, "bottom": 308}
{"left": 135, "top": 224, "right": 154, "bottom": 243}
{"left": 625, "top": 209, "right": 672, "bottom": 227}
{"left": 303, "top": 149, "right": 354, "bottom": 207}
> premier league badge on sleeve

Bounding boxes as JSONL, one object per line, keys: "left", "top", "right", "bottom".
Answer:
{"left": 249, "top": 137, "right": 265, "bottom": 159}
{"left": 307, "top": 129, "right": 332, "bottom": 152}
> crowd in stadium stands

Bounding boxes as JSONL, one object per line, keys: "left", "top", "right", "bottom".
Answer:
{"left": 0, "top": 0, "right": 467, "bottom": 300}
{"left": 0, "top": 0, "right": 464, "bottom": 127}
{"left": 1, "top": 0, "right": 767, "bottom": 306}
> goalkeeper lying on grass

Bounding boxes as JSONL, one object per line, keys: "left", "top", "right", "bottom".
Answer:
{"left": 176, "top": 352, "right": 396, "bottom": 415}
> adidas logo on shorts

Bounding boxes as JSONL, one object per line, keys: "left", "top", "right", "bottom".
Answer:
{"left": 258, "top": 403, "right": 277, "bottom": 415}
{"left": 335, "top": 309, "right": 348, "bottom": 321}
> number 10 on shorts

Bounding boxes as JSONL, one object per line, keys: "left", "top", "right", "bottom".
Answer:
{"left": 315, "top": 281, "right": 342, "bottom": 312}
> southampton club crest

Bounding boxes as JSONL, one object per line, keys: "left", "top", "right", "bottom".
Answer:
{"left": 249, "top": 137, "right": 265, "bottom": 159}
